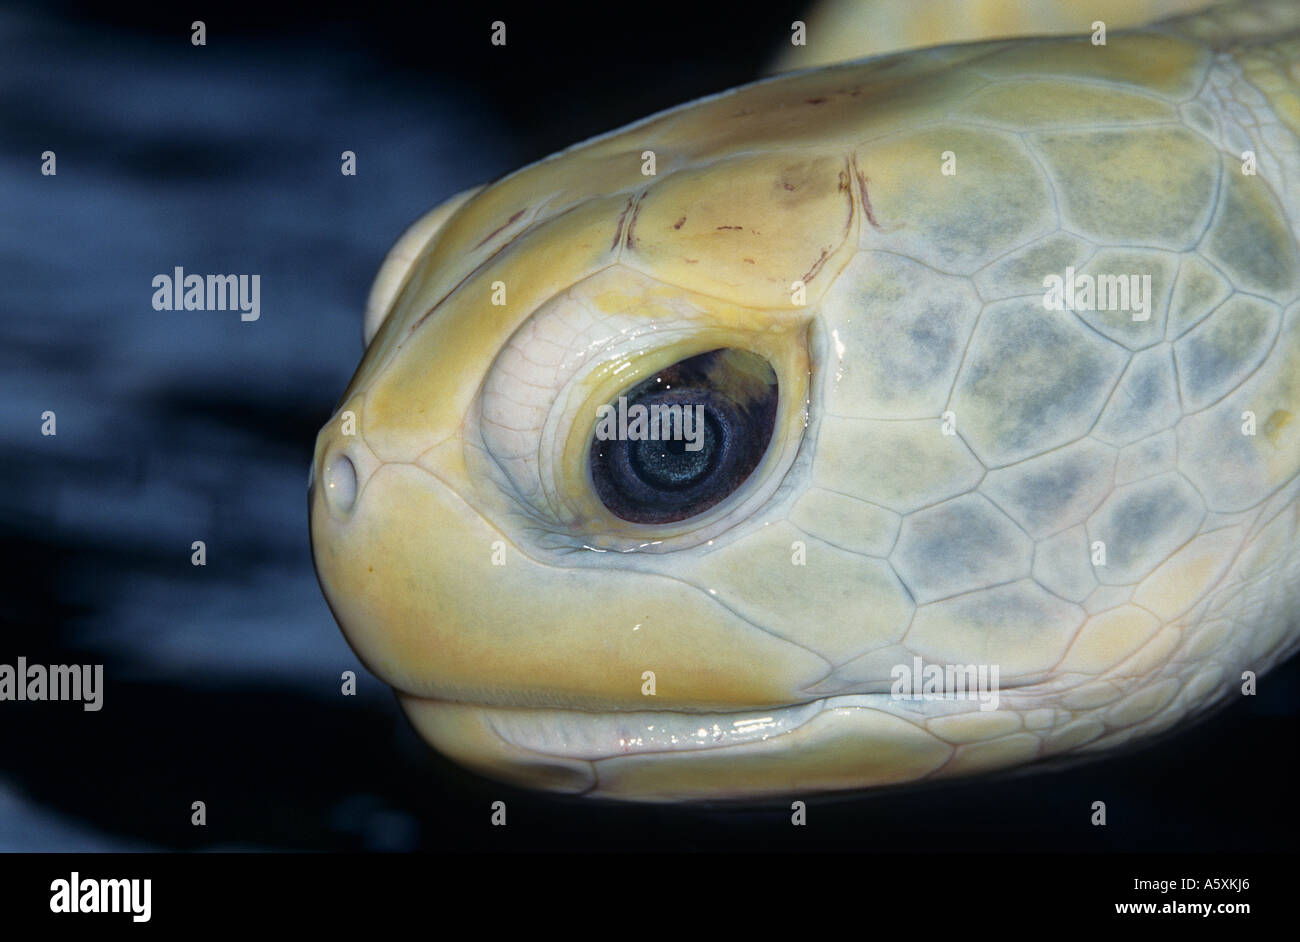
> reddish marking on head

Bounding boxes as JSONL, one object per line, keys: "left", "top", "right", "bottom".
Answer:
{"left": 672, "top": 216, "right": 687, "bottom": 230}
{"left": 473, "top": 208, "right": 526, "bottom": 249}
{"left": 611, "top": 197, "right": 635, "bottom": 251}
{"left": 853, "top": 162, "right": 883, "bottom": 231}
{"left": 801, "top": 247, "right": 830, "bottom": 284}
{"left": 625, "top": 192, "right": 647, "bottom": 249}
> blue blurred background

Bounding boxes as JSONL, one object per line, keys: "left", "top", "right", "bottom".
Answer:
{"left": 0, "top": 0, "right": 1295, "bottom": 851}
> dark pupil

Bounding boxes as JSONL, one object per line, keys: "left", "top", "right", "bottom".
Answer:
{"left": 628, "top": 411, "right": 721, "bottom": 490}
{"left": 589, "top": 348, "right": 778, "bottom": 525}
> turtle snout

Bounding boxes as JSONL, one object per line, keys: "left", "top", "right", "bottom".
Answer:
{"left": 309, "top": 419, "right": 379, "bottom": 522}
{"left": 320, "top": 450, "right": 359, "bottom": 514}
{"left": 308, "top": 418, "right": 388, "bottom": 648}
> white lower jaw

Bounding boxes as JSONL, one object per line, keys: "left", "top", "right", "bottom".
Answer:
{"left": 477, "top": 689, "right": 1006, "bottom": 761}
{"left": 485, "top": 698, "right": 829, "bottom": 760}
{"left": 400, "top": 692, "right": 1017, "bottom": 800}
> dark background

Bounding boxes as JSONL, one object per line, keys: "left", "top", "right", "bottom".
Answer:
{"left": 1, "top": 0, "right": 1296, "bottom": 852}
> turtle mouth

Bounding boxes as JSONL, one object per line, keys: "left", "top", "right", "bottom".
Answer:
{"left": 398, "top": 689, "right": 1029, "bottom": 799}
{"left": 482, "top": 698, "right": 827, "bottom": 760}
{"left": 403, "top": 691, "right": 979, "bottom": 761}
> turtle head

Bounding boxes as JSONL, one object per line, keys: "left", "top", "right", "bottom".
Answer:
{"left": 308, "top": 131, "right": 901, "bottom": 799}
{"left": 312, "top": 33, "right": 1300, "bottom": 800}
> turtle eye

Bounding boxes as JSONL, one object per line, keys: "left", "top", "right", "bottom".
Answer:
{"left": 471, "top": 269, "right": 811, "bottom": 553}
{"left": 589, "top": 349, "right": 778, "bottom": 524}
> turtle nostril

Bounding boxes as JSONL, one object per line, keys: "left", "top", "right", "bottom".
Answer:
{"left": 323, "top": 453, "right": 358, "bottom": 514}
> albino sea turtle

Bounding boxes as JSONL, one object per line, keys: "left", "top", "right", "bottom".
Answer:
{"left": 310, "top": 0, "right": 1300, "bottom": 801}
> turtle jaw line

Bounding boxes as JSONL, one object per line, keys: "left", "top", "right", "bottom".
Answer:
{"left": 399, "top": 690, "right": 1016, "bottom": 762}
{"left": 400, "top": 694, "right": 825, "bottom": 761}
